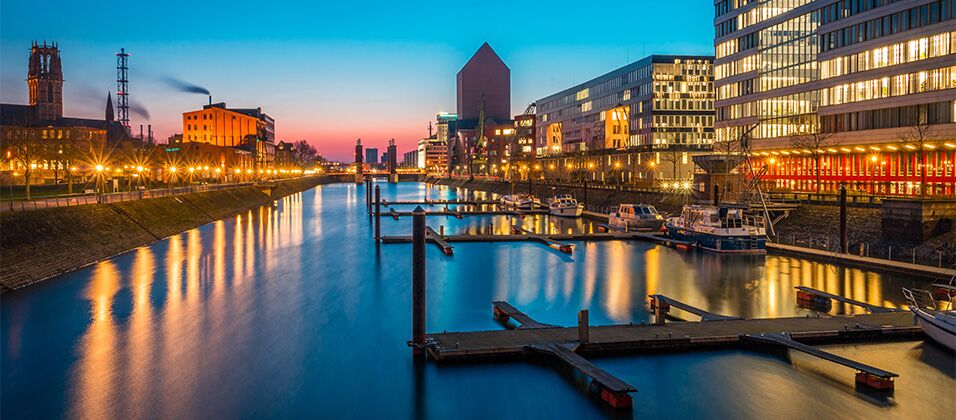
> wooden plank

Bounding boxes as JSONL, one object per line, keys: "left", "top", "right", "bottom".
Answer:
{"left": 650, "top": 294, "right": 741, "bottom": 321}
{"left": 493, "top": 301, "right": 556, "bottom": 329}
{"left": 742, "top": 332, "right": 898, "bottom": 378}
{"left": 794, "top": 286, "right": 903, "bottom": 313}
{"left": 531, "top": 343, "right": 637, "bottom": 393}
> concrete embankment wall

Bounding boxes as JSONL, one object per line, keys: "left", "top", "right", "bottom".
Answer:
{"left": 0, "top": 176, "right": 333, "bottom": 291}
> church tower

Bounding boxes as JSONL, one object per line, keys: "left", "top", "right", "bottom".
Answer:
{"left": 28, "top": 41, "right": 64, "bottom": 120}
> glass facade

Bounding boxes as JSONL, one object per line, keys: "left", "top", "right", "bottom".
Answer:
{"left": 536, "top": 55, "right": 714, "bottom": 155}
{"left": 714, "top": 0, "right": 956, "bottom": 196}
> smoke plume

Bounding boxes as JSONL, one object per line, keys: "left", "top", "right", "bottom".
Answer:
{"left": 130, "top": 101, "right": 151, "bottom": 120}
{"left": 162, "top": 76, "right": 210, "bottom": 95}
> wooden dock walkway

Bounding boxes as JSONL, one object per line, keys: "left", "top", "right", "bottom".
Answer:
{"left": 493, "top": 301, "right": 557, "bottom": 329}
{"left": 424, "top": 226, "right": 454, "bottom": 255}
{"left": 381, "top": 199, "right": 498, "bottom": 207}
{"left": 425, "top": 300, "right": 918, "bottom": 409}
{"left": 426, "top": 311, "right": 918, "bottom": 362}
{"left": 385, "top": 209, "right": 548, "bottom": 218}
{"left": 511, "top": 225, "right": 574, "bottom": 253}
{"left": 381, "top": 231, "right": 665, "bottom": 245}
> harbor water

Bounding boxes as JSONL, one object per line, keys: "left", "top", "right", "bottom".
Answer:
{"left": 2, "top": 182, "right": 953, "bottom": 419}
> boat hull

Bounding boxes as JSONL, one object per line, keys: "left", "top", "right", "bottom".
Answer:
{"left": 666, "top": 225, "right": 766, "bottom": 254}
{"left": 609, "top": 217, "right": 664, "bottom": 232}
{"left": 549, "top": 206, "right": 583, "bottom": 217}
{"left": 913, "top": 308, "right": 956, "bottom": 351}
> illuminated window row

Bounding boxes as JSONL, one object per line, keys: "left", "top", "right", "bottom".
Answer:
{"left": 717, "top": 39, "right": 738, "bottom": 59}
{"left": 715, "top": 54, "right": 759, "bottom": 79}
{"left": 758, "top": 0, "right": 816, "bottom": 21}
{"left": 760, "top": 62, "right": 818, "bottom": 91}
{"left": 759, "top": 12, "right": 817, "bottom": 50}
{"left": 716, "top": 0, "right": 756, "bottom": 18}
{"left": 819, "top": 0, "right": 905, "bottom": 25}
{"left": 757, "top": 113, "right": 816, "bottom": 138}
{"left": 820, "top": 0, "right": 956, "bottom": 53}
{"left": 821, "top": 100, "right": 954, "bottom": 133}
{"left": 716, "top": 101, "right": 758, "bottom": 120}
{"left": 759, "top": 90, "right": 817, "bottom": 119}
{"left": 822, "top": 65, "right": 956, "bottom": 106}
{"left": 821, "top": 32, "right": 955, "bottom": 78}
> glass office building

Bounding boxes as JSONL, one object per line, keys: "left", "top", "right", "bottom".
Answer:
{"left": 714, "top": 0, "right": 955, "bottom": 196}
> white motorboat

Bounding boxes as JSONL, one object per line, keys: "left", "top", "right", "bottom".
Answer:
{"left": 903, "top": 280, "right": 956, "bottom": 351}
{"left": 499, "top": 194, "right": 540, "bottom": 210}
{"left": 608, "top": 204, "right": 664, "bottom": 232}
{"left": 547, "top": 194, "right": 583, "bottom": 217}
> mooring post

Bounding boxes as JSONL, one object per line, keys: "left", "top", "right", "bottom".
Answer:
{"left": 412, "top": 206, "right": 426, "bottom": 362}
{"left": 375, "top": 185, "right": 381, "bottom": 243}
{"left": 583, "top": 179, "right": 588, "bottom": 208}
{"left": 365, "top": 177, "right": 372, "bottom": 215}
{"left": 578, "top": 309, "right": 589, "bottom": 343}
{"left": 839, "top": 184, "right": 847, "bottom": 254}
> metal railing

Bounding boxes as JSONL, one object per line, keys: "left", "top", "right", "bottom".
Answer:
{"left": 779, "top": 232, "right": 955, "bottom": 269}
{"left": 2, "top": 182, "right": 254, "bottom": 212}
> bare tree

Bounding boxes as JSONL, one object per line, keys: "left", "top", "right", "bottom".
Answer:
{"left": 291, "top": 140, "right": 318, "bottom": 167}
{"left": 897, "top": 108, "right": 939, "bottom": 198}
{"left": 790, "top": 123, "right": 833, "bottom": 193}
{"left": 659, "top": 146, "right": 683, "bottom": 179}
{"left": 5, "top": 135, "right": 40, "bottom": 199}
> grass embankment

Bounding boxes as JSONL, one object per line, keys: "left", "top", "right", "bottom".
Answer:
{"left": 0, "top": 176, "right": 332, "bottom": 291}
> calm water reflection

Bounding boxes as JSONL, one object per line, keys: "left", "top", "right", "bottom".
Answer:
{"left": 2, "top": 182, "right": 953, "bottom": 419}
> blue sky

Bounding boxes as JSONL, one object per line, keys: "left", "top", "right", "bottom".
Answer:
{"left": 1, "top": 0, "right": 715, "bottom": 160}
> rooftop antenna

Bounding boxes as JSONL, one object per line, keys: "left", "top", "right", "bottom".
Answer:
{"left": 116, "top": 48, "right": 130, "bottom": 132}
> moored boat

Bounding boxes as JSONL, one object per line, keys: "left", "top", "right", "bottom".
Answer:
{"left": 547, "top": 194, "right": 584, "bottom": 217}
{"left": 608, "top": 204, "right": 664, "bottom": 232}
{"left": 665, "top": 205, "right": 766, "bottom": 254}
{"left": 903, "top": 287, "right": 956, "bottom": 351}
{"left": 499, "top": 194, "right": 540, "bottom": 210}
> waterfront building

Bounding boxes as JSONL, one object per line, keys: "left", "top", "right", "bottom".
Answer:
{"left": 365, "top": 147, "right": 379, "bottom": 165}
{"left": 402, "top": 150, "right": 419, "bottom": 168}
{"left": 182, "top": 102, "right": 275, "bottom": 166}
{"left": 276, "top": 141, "right": 295, "bottom": 167}
{"left": 533, "top": 55, "right": 715, "bottom": 181}
{"left": 417, "top": 136, "right": 448, "bottom": 174}
{"left": 714, "top": 0, "right": 956, "bottom": 196}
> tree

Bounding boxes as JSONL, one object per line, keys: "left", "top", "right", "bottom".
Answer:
{"left": 291, "top": 140, "right": 318, "bottom": 166}
{"left": 897, "top": 107, "right": 939, "bottom": 198}
{"left": 659, "top": 146, "right": 683, "bottom": 180}
{"left": 791, "top": 123, "right": 834, "bottom": 193}
{"left": 5, "top": 134, "right": 40, "bottom": 200}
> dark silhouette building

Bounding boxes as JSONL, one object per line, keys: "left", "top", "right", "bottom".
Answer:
{"left": 456, "top": 43, "right": 510, "bottom": 122}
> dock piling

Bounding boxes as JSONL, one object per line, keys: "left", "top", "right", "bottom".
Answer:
{"left": 578, "top": 310, "right": 589, "bottom": 343}
{"left": 375, "top": 186, "right": 381, "bottom": 243}
{"left": 412, "top": 206, "right": 426, "bottom": 362}
{"left": 839, "top": 185, "right": 847, "bottom": 253}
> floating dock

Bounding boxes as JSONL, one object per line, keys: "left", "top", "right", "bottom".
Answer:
{"left": 381, "top": 199, "right": 499, "bottom": 207}
{"left": 425, "top": 299, "right": 920, "bottom": 409}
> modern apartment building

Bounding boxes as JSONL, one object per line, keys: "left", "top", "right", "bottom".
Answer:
{"left": 535, "top": 55, "right": 715, "bottom": 155}
{"left": 714, "top": 0, "right": 955, "bottom": 196}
